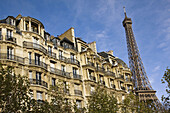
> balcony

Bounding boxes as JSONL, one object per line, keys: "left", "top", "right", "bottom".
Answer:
{"left": 50, "top": 67, "right": 70, "bottom": 78}
{"left": 111, "top": 84, "right": 116, "bottom": 89}
{"left": 63, "top": 45, "right": 77, "bottom": 51}
{"left": 105, "top": 71, "right": 115, "bottom": 77}
{"left": 29, "top": 59, "right": 47, "bottom": 69}
{"left": 48, "top": 51, "right": 56, "bottom": 59}
{"left": 89, "top": 75, "right": 96, "bottom": 82}
{"left": 58, "top": 55, "right": 67, "bottom": 62}
{"left": 73, "top": 74, "right": 82, "bottom": 80}
{"left": 74, "top": 89, "right": 82, "bottom": 96}
{"left": 67, "top": 58, "right": 80, "bottom": 66}
{"left": 0, "top": 53, "right": 24, "bottom": 63}
{"left": 23, "top": 41, "right": 47, "bottom": 54}
{"left": 96, "top": 67, "right": 105, "bottom": 73}
{"left": 84, "top": 61, "right": 95, "bottom": 68}
{"left": 29, "top": 79, "right": 48, "bottom": 88}
{"left": 5, "top": 35, "right": 16, "bottom": 43}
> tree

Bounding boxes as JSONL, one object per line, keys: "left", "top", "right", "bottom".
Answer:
{"left": 122, "top": 92, "right": 157, "bottom": 113}
{"left": 0, "top": 65, "right": 32, "bottom": 112}
{"left": 87, "top": 85, "right": 119, "bottom": 113}
{"left": 121, "top": 92, "right": 137, "bottom": 113}
{"left": 161, "top": 68, "right": 170, "bottom": 112}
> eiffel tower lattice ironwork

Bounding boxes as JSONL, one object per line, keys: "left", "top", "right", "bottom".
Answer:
{"left": 122, "top": 7, "right": 163, "bottom": 110}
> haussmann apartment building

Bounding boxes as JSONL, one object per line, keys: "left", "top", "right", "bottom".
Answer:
{"left": 0, "top": 14, "right": 133, "bottom": 109}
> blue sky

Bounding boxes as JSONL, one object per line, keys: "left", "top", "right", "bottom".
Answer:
{"left": 0, "top": 0, "right": 169, "bottom": 101}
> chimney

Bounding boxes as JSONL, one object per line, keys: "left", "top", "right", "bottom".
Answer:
{"left": 88, "top": 41, "right": 97, "bottom": 53}
{"left": 107, "top": 50, "right": 113, "bottom": 56}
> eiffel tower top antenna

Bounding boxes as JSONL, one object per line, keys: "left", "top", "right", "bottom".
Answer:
{"left": 123, "top": 6, "right": 127, "bottom": 17}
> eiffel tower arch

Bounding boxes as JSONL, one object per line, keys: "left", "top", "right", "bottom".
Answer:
{"left": 122, "top": 7, "right": 163, "bottom": 111}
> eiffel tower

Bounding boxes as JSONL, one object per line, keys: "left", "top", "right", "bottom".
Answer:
{"left": 122, "top": 7, "right": 163, "bottom": 110}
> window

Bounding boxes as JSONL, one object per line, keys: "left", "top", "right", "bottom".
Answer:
{"left": 7, "top": 47, "right": 13, "bottom": 59}
{"left": 70, "top": 53, "right": 74, "bottom": 60}
{"left": 73, "top": 67, "right": 77, "bottom": 75}
{"left": 48, "top": 46, "right": 52, "bottom": 55}
{"left": 59, "top": 50, "right": 63, "bottom": 57}
{"left": 6, "top": 29, "right": 12, "bottom": 39}
{"left": 52, "top": 78, "right": 56, "bottom": 86}
{"left": 36, "top": 72, "right": 41, "bottom": 82}
{"left": 36, "top": 91, "right": 42, "bottom": 100}
{"left": 28, "top": 52, "right": 31, "bottom": 64}
{"left": 96, "top": 63, "right": 99, "bottom": 69}
{"left": 35, "top": 53, "right": 40, "bottom": 65}
{"left": 61, "top": 65, "right": 65, "bottom": 72}
{"left": 29, "top": 71, "right": 32, "bottom": 79}
{"left": 76, "top": 100, "right": 82, "bottom": 109}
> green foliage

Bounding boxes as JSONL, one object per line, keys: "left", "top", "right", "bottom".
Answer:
{"left": 122, "top": 92, "right": 157, "bottom": 113}
{"left": 161, "top": 68, "right": 170, "bottom": 112}
{"left": 0, "top": 65, "right": 31, "bottom": 112}
{"left": 87, "top": 86, "right": 119, "bottom": 113}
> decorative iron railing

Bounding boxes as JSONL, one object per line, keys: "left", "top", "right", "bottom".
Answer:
{"left": 73, "top": 74, "right": 82, "bottom": 80}
{"left": 23, "top": 41, "right": 47, "bottom": 54}
{"left": 0, "top": 53, "right": 24, "bottom": 63}
{"left": 50, "top": 67, "right": 70, "bottom": 78}
{"left": 29, "top": 59, "right": 47, "bottom": 69}
{"left": 29, "top": 79, "right": 48, "bottom": 88}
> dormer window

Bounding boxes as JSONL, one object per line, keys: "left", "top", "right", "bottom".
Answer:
{"left": 7, "top": 18, "right": 15, "bottom": 26}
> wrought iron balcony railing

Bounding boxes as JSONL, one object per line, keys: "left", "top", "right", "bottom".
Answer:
{"left": 74, "top": 89, "right": 82, "bottom": 96}
{"left": 0, "top": 53, "right": 24, "bottom": 63}
{"left": 29, "top": 79, "right": 48, "bottom": 88}
{"left": 58, "top": 55, "right": 67, "bottom": 62}
{"left": 48, "top": 51, "right": 56, "bottom": 59}
{"left": 85, "top": 61, "right": 95, "bottom": 67}
{"left": 29, "top": 59, "right": 47, "bottom": 69}
{"left": 73, "top": 74, "right": 82, "bottom": 80}
{"left": 5, "top": 35, "right": 16, "bottom": 43}
{"left": 63, "top": 45, "right": 77, "bottom": 51}
{"left": 50, "top": 67, "right": 70, "bottom": 78}
{"left": 23, "top": 41, "right": 47, "bottom": 54}
{"left": 67, "top": 58, "right": 80, "bottom": 66}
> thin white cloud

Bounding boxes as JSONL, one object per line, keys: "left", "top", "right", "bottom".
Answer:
{"left": 153, "top": 66, "right": 160, "bottom": 72}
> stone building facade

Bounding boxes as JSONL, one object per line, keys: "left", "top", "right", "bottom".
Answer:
{"left": 0, "top": 14, "right": 133, "bottom": 108}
